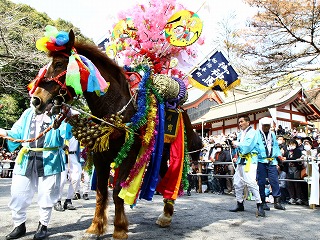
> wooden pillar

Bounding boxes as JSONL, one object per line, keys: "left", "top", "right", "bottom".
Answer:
{"left": 198, "top": 162, "right": 202, "bottom": 193}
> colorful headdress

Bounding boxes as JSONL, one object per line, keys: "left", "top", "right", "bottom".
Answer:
{"left": 35, "top": 25, "right": 109, "bottom": 96}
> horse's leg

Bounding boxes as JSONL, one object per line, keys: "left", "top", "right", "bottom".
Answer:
{"left": 156, "top": 199, "right": 174, "bottom": 227}
{"left": 112, "top": 189, "right": 128, "bottom": 239}
{"left": 86, "top": 153, "right": 109, "bottom": 236}
{"left": 112, "top": 142, "right": 140, "bottom": 239}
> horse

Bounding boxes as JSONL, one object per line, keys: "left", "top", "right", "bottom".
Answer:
{"left": 30, "top": 29, "right": 202, "bottom": 239}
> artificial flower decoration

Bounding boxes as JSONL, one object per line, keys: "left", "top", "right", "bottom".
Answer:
{"left": 106, "top": 0, "right": 204, "bottom": 85}
{"left": 36, "top": 25, "right": 69, "bottom": 52}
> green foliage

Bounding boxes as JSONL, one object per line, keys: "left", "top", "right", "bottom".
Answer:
{"left": 0, "top": 94, "right": 25, "bottom": 128}
{"left": 0, "top": 0, "right": 92, "bottom": 128}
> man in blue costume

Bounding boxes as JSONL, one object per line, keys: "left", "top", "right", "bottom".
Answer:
{"left": 0, "top": 107, "right": 71, "bottom": 240}
{"left": 256, "top": 117, "right": 285, "bottom": 211}
{"left": 229, "top": 115, "right": 265, "bottom": 217}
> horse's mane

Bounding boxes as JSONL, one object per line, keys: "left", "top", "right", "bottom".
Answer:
{"left": 48, "top": 40, "right": 127, "bottom": 86}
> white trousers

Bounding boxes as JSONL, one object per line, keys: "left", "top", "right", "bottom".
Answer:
{"left": 233, "top": 164, "right": 261, "bottom": 204}
{"left": 8, "top": 172, "right": 61, "bottom": 227}
{"left": 79, "top": 170, "right": 90, "bottom": 194}
{"left": 58, "top": 154, "right": 82, "bottom": 200}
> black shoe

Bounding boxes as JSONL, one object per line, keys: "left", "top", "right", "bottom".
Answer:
{"left": 187, "top": 191, "right": 191, "bottom": 196}
{"left": 6, "top": 222, "right": 26, "bottom": 240}
{"left": 229, "top": 201, "right": 244, "bottom": 212}
{"left": 64, "top": 200, "right": 76, "bottom": 210}
{"left": 53, "top": 201, "right": 65, "bottom": 212}
{"left": 274, "top": 197, "right": 286, "bottom": 210}
{"left": 262, "top": 202, "right": 270, "bottom": 211}
{"left": 82, "top": 193, "right": 89, "bottom": 200}
{"left": 256, "top": 203, "right": 266, "bottom": 217}
{"left": 33, "top": 222, "right": 47, "bottom": 240}
{"left": 72, "top": 192, "right": 81, "bottom": 200}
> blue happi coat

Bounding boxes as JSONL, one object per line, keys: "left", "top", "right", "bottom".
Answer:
{"left": 6, "top": 108, "right": 72, "bottom": 176}
{"left": 234, "top": 126, "right": 259, "bottom": 164}
{"left": 256, "top": 130, "right": 281, "bottom": 165}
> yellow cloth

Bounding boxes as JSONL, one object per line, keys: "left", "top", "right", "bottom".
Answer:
{"left": 16, "top": 146, "right": 59, "bottom": 165}
{"left": 239, "top": 153, "right": 257, "bottom": 172}
{"left": 118, "top": 146, "right": 147, "bottom": 205}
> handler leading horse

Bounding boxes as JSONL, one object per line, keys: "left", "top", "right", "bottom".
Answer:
{"left": 30, "top": 27, "right": 202, "bottom": 239}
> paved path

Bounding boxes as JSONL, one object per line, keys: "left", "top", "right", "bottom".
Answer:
{"left": 0, "top": 178, "right": 319, "bottom": 239}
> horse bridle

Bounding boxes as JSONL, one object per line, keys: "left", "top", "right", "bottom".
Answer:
{"left": 44, "top": 69, "right": 73, "bottom": 107}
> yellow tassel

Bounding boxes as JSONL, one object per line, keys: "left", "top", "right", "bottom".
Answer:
{"left": 188, "top": 76, "right": 211, "bottom": 91}
{"left": 92, "top": 126, "right": 114, "bottom": 152}
{"left": 16, "top": 147, "right": 29, "bottom": 165}
{"left": 224, "top": 79, "right": 241, "bottom": 94}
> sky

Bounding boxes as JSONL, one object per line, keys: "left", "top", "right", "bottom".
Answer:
{"left": 10, "top": 0, "right": 256, "bottom": 47}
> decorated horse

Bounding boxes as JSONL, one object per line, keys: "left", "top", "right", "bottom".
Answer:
{"left": 29, "top": 25, "right": 202, "bottom": 239}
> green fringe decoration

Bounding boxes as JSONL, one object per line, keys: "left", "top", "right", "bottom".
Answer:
{"left": 83, "top": 151, "right": 94, "bottom": 176}
{"left": 182, "top": 127, "right": 190, "bottom": 190}
{"left": 114, "top": 64, "right": 152, "bottom": 168}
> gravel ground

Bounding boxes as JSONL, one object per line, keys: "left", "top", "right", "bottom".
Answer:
{"left": 0, "top": 178, "right": 319, "bottom": 240}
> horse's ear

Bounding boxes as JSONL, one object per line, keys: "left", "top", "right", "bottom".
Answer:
{"left": 65, "top": 29, "right": 75, "bottom": 53}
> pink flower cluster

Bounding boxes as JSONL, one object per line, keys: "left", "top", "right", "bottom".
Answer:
{"left": 114, "top": 0, "right": 204, "bottom": 82}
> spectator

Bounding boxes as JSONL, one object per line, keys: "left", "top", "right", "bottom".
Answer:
{"left": 187, "top": 162, "right": 198, "bottom": 196}
{"left": 277, "top": 135, "right": 287, "bottom": 156}
{"left": 278, "top": 164, "right": 289, "bottom": 203}
{"left": 276, "top": 125, "right": 286, "bottom": 136}
{"left": 294, "top": 136, "right": 304, "bottom": 151}
{"left": 291, "top": 128, "right": 298, "bottom": 138}
{"left": 282, "top": 139, "right": 303, "bottom": 205}
{"left": 229, "top": 115, "right": 265, "bottom": 217}
{"left": 211, "top": 142, "right": 231, "bottom": 195}
{"left": 300, "top": 139, "right": 316, "bottom": 205}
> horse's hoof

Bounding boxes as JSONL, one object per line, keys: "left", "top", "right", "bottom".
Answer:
{"left": 156, "top": 213, "right": 172, "bottom": 228}
{"left": 81, "top": 232, "right": 99, "bottom": 239}
{"left": 112, "top": 230, "right": 128, "bottom": 239}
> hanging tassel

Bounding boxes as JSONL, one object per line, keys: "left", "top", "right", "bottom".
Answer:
{"left": 92, "top": 126, "right": 114, "bottom": 152}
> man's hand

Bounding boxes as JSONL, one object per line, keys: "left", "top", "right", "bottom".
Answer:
{"left": 232, "top": 141, "right": 238, "bottom": 148}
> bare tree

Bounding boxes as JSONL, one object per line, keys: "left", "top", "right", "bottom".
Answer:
{"left": 232, "top": 0, "right": 320, "bottom": 87}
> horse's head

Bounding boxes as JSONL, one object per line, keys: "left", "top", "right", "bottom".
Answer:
{"left": 30, "top": 30, "right": 76, "bottom": 115}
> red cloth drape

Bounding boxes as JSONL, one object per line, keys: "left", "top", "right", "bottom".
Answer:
{"left": 156, "top": 114, "right": 184, "bottom": 200}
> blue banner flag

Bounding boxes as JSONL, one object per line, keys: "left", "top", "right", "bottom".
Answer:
{"left": 189, "top": 51, "right": 240, "bottom": 93}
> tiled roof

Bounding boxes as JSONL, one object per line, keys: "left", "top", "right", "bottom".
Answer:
{"left": 191, "top": 86, "right": 314, "bottom": 125}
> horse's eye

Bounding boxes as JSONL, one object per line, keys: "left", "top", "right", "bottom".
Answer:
{"left": 55, "top": 62, "right": 64, "bottom": 68}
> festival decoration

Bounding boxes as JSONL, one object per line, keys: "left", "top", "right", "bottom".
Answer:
{"left": 164, "top": 9, "right": 203, "bottom": 47}
{"left": 112, "top": 18, "right": 136, "bottom": 40}
{"left": 115, "top": 0, "right": 204, "bottom": 82}
{"left": 189, "top": 51, "right": 241, "bottom": 94}
{"left": 35, "top": 25, "right": 110, "bottom": 96}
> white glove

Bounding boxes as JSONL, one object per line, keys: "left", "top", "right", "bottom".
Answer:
{"left": 0, "top": 128, "right": 7, "bottom": 137}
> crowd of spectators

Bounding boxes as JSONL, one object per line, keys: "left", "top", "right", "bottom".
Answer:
{"left": 0, "top": 147, "right": 18, "bottom": 178}
{"left": 187, "top": 125, "right": 320, "bottom": 207}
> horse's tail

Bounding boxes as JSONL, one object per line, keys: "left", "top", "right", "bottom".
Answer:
{"left": 181, "top": 109, "right": 203, "bottom": 162}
